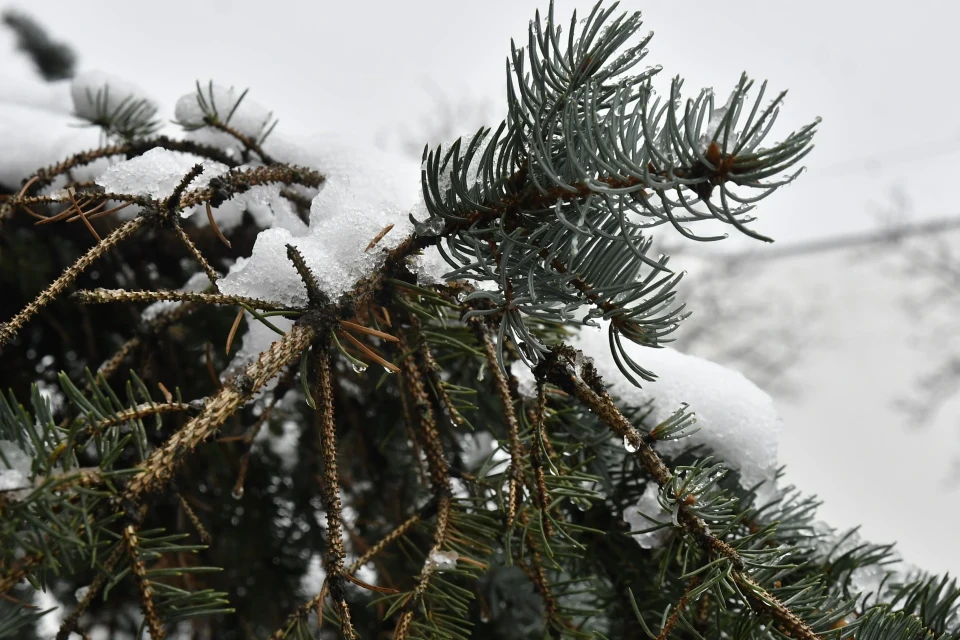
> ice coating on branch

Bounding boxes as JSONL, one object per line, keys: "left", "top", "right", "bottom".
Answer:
{"left": 575, "top": 321, "right": 783, "bottom": 503}
{"left": 218, "top": 135, "right": 422, "bottom": 306}
{"left": 623, "top": 482, "right": 672, "bottom": 549}
{"left": 71, "top": 70, "right": 157, "bottom": 125}
{"left": 0, "top": 439, "right": 32, "bottom": 491}
{"left": 699, "top": 89, "right": 740, "bottom": 152}
{"left": 96, "top": 147, "right": 226, "bottom": 204}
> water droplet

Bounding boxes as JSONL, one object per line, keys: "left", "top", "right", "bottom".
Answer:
{"left": 623, "top": 435, "right": 639, "bottom": 453}
{"left": 351, "top": 362, "right": 368, "bottom": 374}
{"left": 232, "top": 486, "right": 244, "bottom": 500}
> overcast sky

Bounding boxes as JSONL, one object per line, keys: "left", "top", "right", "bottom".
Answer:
{"left": 4, "top": 0, "right": 960, "bottom": 574}
{"left": 8, "top": 0, "right": 960, "bottom": 246}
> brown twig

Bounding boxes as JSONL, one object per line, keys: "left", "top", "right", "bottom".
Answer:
{"left": 475, "top": 322, "right": 525, "bottom": 528}
{"left": 0, "top": 215, "right": 147, "bottom": 349}
{"left": 312, "top": 346, "right": 357, "bottom": 639}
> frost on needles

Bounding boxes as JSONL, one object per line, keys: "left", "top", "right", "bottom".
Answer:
{"left": 0, "top": 3, "right": 955, "bottom": 640}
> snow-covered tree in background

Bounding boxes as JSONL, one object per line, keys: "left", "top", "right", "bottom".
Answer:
{"left": 1, "top": 3, "right": 957, "bottom": 639}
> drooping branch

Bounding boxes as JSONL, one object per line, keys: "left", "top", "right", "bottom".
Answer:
{"left": 475, "top": 321, "right": 525, "bottom": 528}
{"left": 311, "top": 346, "right": 357, "bottom": 638}
{"left": 123, "top": 323, "right": 315, "bottom": 499}
{"left": 542, "top": 345, "right": 823, "bottom": 640}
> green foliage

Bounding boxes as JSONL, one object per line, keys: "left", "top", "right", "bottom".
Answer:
{"left": 0, "top": 2, "right": 956, "bottom": 640}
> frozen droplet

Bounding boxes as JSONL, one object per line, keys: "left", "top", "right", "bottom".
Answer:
{"left": 75, "top": 585, "right": 91, "bottom": 601}
{"left": 477, "top": 363, "right": 486, "bottom": 382}
{"left": 623, "top": 435, "right": 639, "bottom": 453}
{"left": 414, "top": 216, "right": 445, "bottom": 237}
{"left": 425, "top": 549, "right": 458, "bottom": 572}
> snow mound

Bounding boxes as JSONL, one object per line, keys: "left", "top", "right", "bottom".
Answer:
{"left": 0, "top": 102, "right": 101, "bottom": 189}
{"left": 95, "top": 147, "right": 226, "bottom": 204}
{"left": 575, "top": 321, "right": 784, "bottom": 502}
{"left": 218, "top": 135, "right": 425, "bottom": 306}
{"left": 623, "top": 482, "right": 672, "bottom": 549}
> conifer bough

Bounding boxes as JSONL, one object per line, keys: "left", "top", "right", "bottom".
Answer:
{"left": 0, "top": 3, "right": 954, "bottom": 640}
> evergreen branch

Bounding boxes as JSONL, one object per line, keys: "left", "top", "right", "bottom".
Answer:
{"left": 531, "top": 380, "right": 553, "bottom": 537}
{"left": 542, "top": 343, "right": 823, "bottom": 640}
{"left": 399, "top": 331, "right": 451, "bottom": 494}
{"left": 475, "top": 321, "right": 525, "bottom": 528}
{"left": 170, "top": 223, "right": 220, "bottom": 289}
{"left": 0, "top": 215, "right": 147, "bottom": 348}
{"left": 206, "top": 119, "right": 276, "bottom": 165}
{"left": 123, "top": 520, "right": 166, "bottom": 640}
{"left": 394, "top": 495, "right": 453, "bottom": 640}
{"left": 311, "top": 346, "right": 357, "bottom": 639}
{"left": 269, "top": 512, "right": 421, "bottom": 640}
{"left": 78, "top": 401, "right": 192, "bottom": 440}
{"left": 179, "top": 164, "right": 324, "bottom": 209}
{"left": 73, "top": 289, "right": 293, "bottom": 312}
{"left": 655, "top": 575, "right": 701, "bottom": 640}
{"left": 0, "top": 551, "right": 43, "bottom": 598}
{"left": 123, "top": 323, "right": 315, "bottom": 498}
{"left": 0, "top": 136, "right": 240, "bottom": 223}
{"left": 54, "top": 543, "right": 125, "bottom": 640}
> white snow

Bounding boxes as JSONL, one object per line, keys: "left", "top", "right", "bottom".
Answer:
{"left": 300, "top": 554, "right": 327, "bottom": 595}
{"left": 510, "top": 360, "right": 538, "bottom": 398}
{"left": 0, "top": 102, "right": 102, "bottom": 190}
{"left": 218, "top": 135, "right": 422, "bottom": 306}
{"left": 623, "top": 482, "right": 673, "bottom": 549}
{"left": 95, "top": 147, "right": 226, "bottom": 204}
{"left": 408, "top": 245, "right": 451, "bottom": 286}
{"left": 0, "top": 439, "right": 32, "bottom": 491}
{"left": 575, "top": 321, "right": 784, "bottom": 504}
{"left": 71, "top": 70, "right": 157, "bottom": 128}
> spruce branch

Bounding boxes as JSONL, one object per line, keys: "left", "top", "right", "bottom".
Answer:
{"left": 123, "top": 519, "right": 166, "bottom": 640}
{"left": 0, "top": 215, "right": 147, "bottom": 349}
{"left": 474, "top": 321, "right": 525, "bottom": 528}
{"left": 543, "top": 344, "right": 823, "bottom": 640}
{"left": 73, "top": 288, "right": 294, "bottom": 312}
{"left": 123, "top": 323, "right": 315, "bottom": 498}
{"left": 269, "top": 513, "right": 422, "bottom": 640}
{"left": 393, "top": 495, "right": 453, "bottom": 640}
{"left": 170, "top": 223, "right": 221, "bottom": 289}
{"left": 311, "top": 346, "right": 357, "bottom": 639}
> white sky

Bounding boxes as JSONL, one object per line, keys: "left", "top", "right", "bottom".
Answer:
{"left": 5, "top": 0, "right": 960, "bottom": 573}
